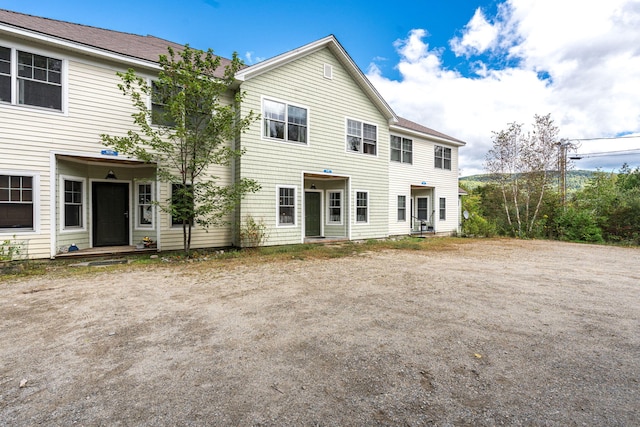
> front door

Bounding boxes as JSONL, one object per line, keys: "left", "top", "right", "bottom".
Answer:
{"left": 305, "top": 191, "right": 321, "bottom": 237}
{"left": 92, "top": 182, "right": 129, "bottom": 247}
{"left": 416, "top": 197, "right": 429, "bottom": 221}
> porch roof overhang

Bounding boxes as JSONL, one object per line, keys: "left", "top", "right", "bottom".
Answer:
{"left": 410, "top": 184, "right": 434, "bottom": 190}
{"left": 56, "top": 154, "right": 155, "bottom": 167}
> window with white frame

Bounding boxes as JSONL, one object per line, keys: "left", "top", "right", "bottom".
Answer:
{"left": 347, "top": 119, "right": 377, "bottom": 155}
{"left": 435, "top": 145, "right": 452, "bottom": 170}
{"left": 137, "top": 183, "right": 153, "bottom": 228}
{"left": 0, "top": 45, "right": 63, "bottom": 111}
{"left": 356, "top": 191, "right": 368, "bottom": 223}
{"left": 0, "top": 46, "right": 10, "bottom": 104}
{"left": 391, "top": 136, "right": 412, "bottom": 164}
{"left": 397, "top": 195, "right": 406, "bottom": 221}
{"left": 327, "top": 190, "right": 342, "bottom": 224}
{"left": 278, "top": 186, "right": 296, "bottom": 225}
{"left": 0, "top": 174, "right": 34, "bottom": 231}
{"left": 62, "top": 178, "right": 84, "bottom": 229}
{"left": 263, "top": 99, "right": 307, "bottom": 144}
{"left": 439, "top": 197, "right": 446, "bottom": 220}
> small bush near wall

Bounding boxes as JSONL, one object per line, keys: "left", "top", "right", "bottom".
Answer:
{"left": 239, "top": 216, "right": 269, "bottom": 247}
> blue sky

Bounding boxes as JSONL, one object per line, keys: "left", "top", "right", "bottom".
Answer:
{"left": 3, "top": 0, "right": 640, "bottom": 175}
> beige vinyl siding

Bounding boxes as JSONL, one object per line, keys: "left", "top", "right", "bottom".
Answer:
{"left": 388, "top": 129, "right": 461, "bottom": 235}
{"left": 237, "top": 47, "right": 390, "bottom": 245}
{"left": 1, "top": 40, "right": 236, "bottom": 257}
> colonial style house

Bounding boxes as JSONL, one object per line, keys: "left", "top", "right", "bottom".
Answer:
{"left": 0, "top": 9, "right": 464, "bottom": 259}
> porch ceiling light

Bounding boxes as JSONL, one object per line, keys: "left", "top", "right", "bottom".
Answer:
{"left": 105, "top": 170, "right": 117, "bottom": 179}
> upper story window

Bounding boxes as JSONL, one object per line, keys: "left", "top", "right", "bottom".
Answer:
{"left": 347, "top": 119, "right": 377, "bottom": 155}
{"left": 435, "top": 145, "right": 452, "bottom": 170}
{"left": 391, "top": 136, "right": 412, "bottom": 164}
{"left": 0, "top": 45, "right": 63, "bottom": 111}
{"left": 263, "top": 99, "right": 307, "bottom": 144}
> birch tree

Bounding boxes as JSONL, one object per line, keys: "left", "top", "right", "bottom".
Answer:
{"left": 484, "top": 114, "right": 560, "bottom": 237}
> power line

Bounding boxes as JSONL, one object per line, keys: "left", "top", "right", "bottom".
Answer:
{"left": 569, "top": 135, "right": 640, "bottom": 142}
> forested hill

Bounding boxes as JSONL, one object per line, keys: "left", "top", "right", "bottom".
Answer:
{"left": 459, "top": 170, "right": 597, "bottom": 191}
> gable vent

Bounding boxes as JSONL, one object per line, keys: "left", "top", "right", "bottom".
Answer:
{"left": 324, "top": 63, "right": 333, "bottom": 79}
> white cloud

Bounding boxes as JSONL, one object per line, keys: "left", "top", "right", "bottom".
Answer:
{"left": 450, "top": 8, "right": 499, "bottom": 57}
{"left": 368, "top": 0, "right": 640, "bottom": 175}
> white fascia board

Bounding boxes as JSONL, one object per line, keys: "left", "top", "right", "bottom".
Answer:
{"left": 389, "top": 125, "right": 467, "bottom": 147}
{"left": 236, "top": 35, "right": 398, "bottom": 122}
{"left": 0, "top": 24, "right": 161, "bottom": 71}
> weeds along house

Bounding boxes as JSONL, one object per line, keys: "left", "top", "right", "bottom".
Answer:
{"left": 0, "top": 9, "right": 465, "bottom": 259}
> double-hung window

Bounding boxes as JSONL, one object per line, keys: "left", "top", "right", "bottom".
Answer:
{"left": 397, "top": 195, "right": 406, "bottom": 221}
{"left": 278, "top": 186, "right": 296, "bottom": 225}
{"left": 0, "top": 174, "right": 34, "bottom": 231}
{"left": 327, "top": 191, "right": 342, "bottom": 224}
{"left": 435, "top": 145, "right": 452, "bottom": 170}
{"left": 439, "top": 197, "right": 446, "bottom": 220}
{"left": 0, "top": 45, "right": 63, "bottom": 111}
{"left": 356, "top": 191, "right": 368, "bottom": 223}
{"left": 347, "top": 119, "right": 377, "bottom": 155}
{"left": 137, "top": 183, "right": 154, "bottom": 228}
{"left": 391, "top": 136, "right": 412, "bottom": 164}
{"left": 263, "top": 99, "right": 307, "bottom": 144}
{"left": 62, "top": 178, "right": 84, "bottom": 229}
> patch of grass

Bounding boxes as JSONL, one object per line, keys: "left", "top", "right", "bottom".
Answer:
{"left": 0, "top": 236, "right": 476, "bottom": 282}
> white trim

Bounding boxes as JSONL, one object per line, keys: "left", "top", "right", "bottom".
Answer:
{"left": 0, "top": 23, "right": 161, "bottom": 71}
{"left": 325, "top": 189, "right": 343, "bottom": 225}
{"left": 0, "top": 169, "right": 40, "bottom": 235}
{"left": 389, "top": 124, "right": 466, "bottom": 147}
{"left": 59, "top": 175, "right": 87, "bottom": 233}
{"left": 0, "top": 43, "right": 69, "bottom": 116}
{"left": 261, "top": 95, "right": 310, "bottom": 146}
{"left": 134, "top": 181, "right": 155, "bottom": 230}
{"left": 354, "top": 190, "right": 369, "bottom": 225}
{"left": 345, "top": 116, "right": 378, "bottom": 157}
{"left": 276, "top": 185, "right": 297, "bottom": 227}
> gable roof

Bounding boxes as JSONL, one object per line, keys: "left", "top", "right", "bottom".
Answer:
{"left": 0, "top": 8, "right": 231, "bottom": 74}
{"left": 392, "top": 117, "right": 466, "bottom": 146}
{"left": 235, "top": 35, "right": 398, "bottom": 123}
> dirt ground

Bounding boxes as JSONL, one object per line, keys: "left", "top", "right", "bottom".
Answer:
{"left": 1, "top": 239, "right": 639, "bottom": 426}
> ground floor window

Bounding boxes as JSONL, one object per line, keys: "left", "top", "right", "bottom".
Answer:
{"left": 356, "top": 191, "right": 368, "bottom": 223}
{"left": 62, "top": 178, "right": 84, "bottom": 229}
{"left": 278, "top": 186, "right": 295, "bottom": 225}
{"left": 137, "top": 182, "right": 153, "bottom": 228}
{"left": 327, "top": 190, "right": 342, "bottom": 224}
{"left": 171, "top": 183, "right": 193, "bottom": 226}
{"left": 0, "top": 174, "right": 34, "bottom": 231}
{"left": 397, "top": 195, "right": 406, "bottom": 221}
{"left": 439, "top": 197, "right": 446, "bottom": 220}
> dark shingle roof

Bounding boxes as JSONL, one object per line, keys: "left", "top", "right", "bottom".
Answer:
{"left": 395, "top": 117, "right": 466, "bottom": 145}
{"left": 0, "top": 8, "right": 231, "bottom": 74}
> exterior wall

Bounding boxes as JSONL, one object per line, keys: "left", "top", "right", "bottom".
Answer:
{"left": 388, "top": 129, "right": 461, "bottom": 236}
{"left": 1, "top": 34, "right": 235, "bottom": 258}
{"left": 237, "top": 47, "right": 390, "bottom": 246}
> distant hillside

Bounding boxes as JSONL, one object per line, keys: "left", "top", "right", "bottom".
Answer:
{"left": 460, "top": 170, "right": 597, "bottom": 192}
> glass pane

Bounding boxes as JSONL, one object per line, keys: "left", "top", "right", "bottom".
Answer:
{"left": 0, "top": 76, "right": 9, "bottom": 103}
{"left": 0, "top": 175, "right": 8, "bottom": 188}
{"left": 265, "top": 120, "right": 284, "bottom": 139}
{"left": 48, "top": 70, "right": 61, "bottom": 84}
{"left": 33, "top": 54, "right": 47, "bottom": 69}
{"left": 264, "top": 99, "right": 285, "bottom": 120}
{"left": 10, "top": 176, "right": 21, "bottom": 188}
{"left": 363, "top": 123, "right": 376, "bottom": 140}
{"left": 0, "top": 203, "right": 33, "bottom": 228}
{"left": 65, "top": 205, "right": 81, "bottom": 227}
{"left": 18, "top": 79, "right": 62, "bottom": 110}
{"left": 404, "top": 151, "right": 412, "bottom": 164}
{"left": 0, "top": 188, "right": 8, "bottom": 201}
{"left": 10, "top": 190, "right": 20, "bottom": 200}
{"left": 18, "top": 51, "right": 32, "bottom": 67}
{"left": 0, "top": 46, "right": 9, "bottom": 61}
{"left": 347, "top": 136, "right": 360, "bottom": 152}
{"left": 287, "top": 105, "right": 306, "bottom": 125}
{"left": 347, "top": 119, "right": 361, "bottom": 136}
{"left": 287, "top": 123, "right": 306, "bottom": 143}
{"left": 0, "top": 60, "right": 9, "bottom": 75}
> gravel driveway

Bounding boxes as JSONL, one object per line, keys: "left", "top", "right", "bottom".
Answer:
{"left": 1, "top": 239, "right": 639, "bottom": 426}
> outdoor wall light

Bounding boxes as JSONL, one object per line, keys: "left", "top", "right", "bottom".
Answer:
{"left": 105, "top": 170, "right": 117, "bottom": 179}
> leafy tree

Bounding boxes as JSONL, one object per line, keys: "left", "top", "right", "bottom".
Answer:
{"left": 484, "top": 114, "right": 561, "bottom": 237}
{"left": 102, "top": 46, "right": 260, "bottom": 256}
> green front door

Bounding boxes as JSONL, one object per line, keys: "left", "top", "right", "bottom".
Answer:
{"left": 305, "top": 191, "right": 321, "bottom": 237}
